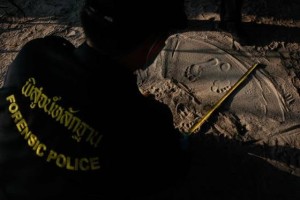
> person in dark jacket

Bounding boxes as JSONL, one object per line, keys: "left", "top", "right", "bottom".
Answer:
{"left": 0, "top": 0, "right": 188, "bottom": 199}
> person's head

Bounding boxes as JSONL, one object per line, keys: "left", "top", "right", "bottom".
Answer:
{"left": 81, "top": 0, "right": 187, "bottom": 57}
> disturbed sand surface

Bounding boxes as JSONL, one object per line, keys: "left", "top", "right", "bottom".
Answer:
{"left": 138, "top": 0, "right": 300, "bottom": 180}
{"left": 1, "top": 0, "right": 300, "bottom": 199}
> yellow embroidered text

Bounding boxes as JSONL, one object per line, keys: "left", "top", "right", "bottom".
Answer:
{"left": 46, "top": 149, "right": 101, "bottom": 171}
{"left": 7, "top": 94, "right": 47, "bottom": 157}
{"left": 21, "top": 77, "right": 102, "bottom": 148}
{"left": 6, "top": 94, "right": 101, "bottom": 171}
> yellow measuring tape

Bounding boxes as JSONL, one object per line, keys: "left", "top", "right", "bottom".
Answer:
{"left": 188, "top": 63, "right": 261, "bottom": 135}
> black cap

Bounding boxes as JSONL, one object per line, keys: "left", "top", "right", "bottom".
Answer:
{"left": 81, "top": 0, "right": 187, "bottom": 55}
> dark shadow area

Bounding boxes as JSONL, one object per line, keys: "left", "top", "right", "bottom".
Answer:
{"left": 0, "top": 49, "right": 19, "bottom": 53}
{"left": 243, "top": 0, "right": 300, "bottom": 21}
{"left": 182, "top": 131, "right": 300, "bottom": 200}
{"left": 187, "top": 20, "right": 300, "bottom": 46}
{"left": 241, "top": 22, "right": 300, "bottom": 45}
{"left": 0, "top": 0, "right": 82, "bottom": 26}
{"left": 2, "top": 0, "right": 300, "bottom": 28}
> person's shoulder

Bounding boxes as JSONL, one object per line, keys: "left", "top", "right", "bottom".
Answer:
{"left": 20, "top": 35, "right": 75, "bottom": 54}
{"left": 3, "top": 36, "right": 76, "bottom": 87}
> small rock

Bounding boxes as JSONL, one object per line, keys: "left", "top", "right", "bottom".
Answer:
{"left": 67, "top": 30, "right": 76, "bottom": 37}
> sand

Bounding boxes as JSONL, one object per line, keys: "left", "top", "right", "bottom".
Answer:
{"left": 137, "top": 30, "right": 300, "bottom": 176}
{"left": 0, "top": 0, "right": 85, "bottom": 87}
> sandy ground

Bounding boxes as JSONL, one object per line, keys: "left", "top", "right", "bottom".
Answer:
{"left": 0, "top": 0, "right": 85, "bottom": 87}
{"left": 1, "top": 0, "right": 300, "bottom": 199}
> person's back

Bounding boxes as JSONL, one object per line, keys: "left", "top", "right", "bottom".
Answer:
{"left": 0, "top": 0, "right": 188, "bottom": 199}
{"left": 0, "top": 36, "right": 108, "bottom": 199}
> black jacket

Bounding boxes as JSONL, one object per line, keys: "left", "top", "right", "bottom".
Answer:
{"left": 0, "top": 36, "right": 187, "bottom": 200}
